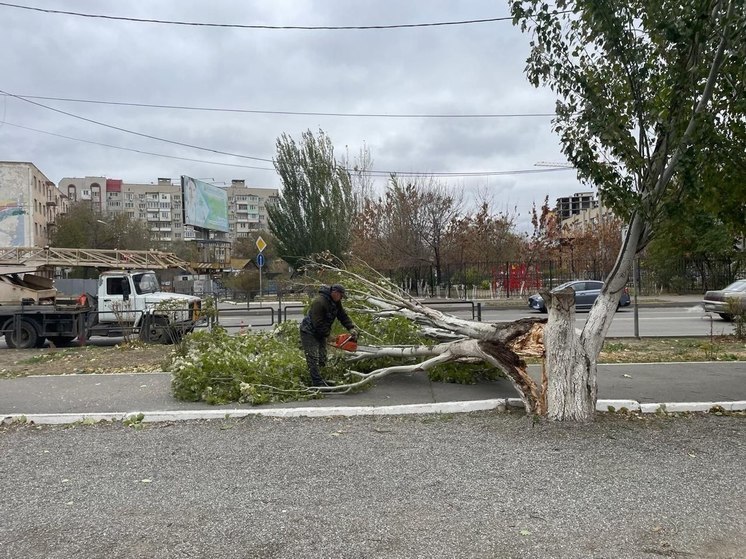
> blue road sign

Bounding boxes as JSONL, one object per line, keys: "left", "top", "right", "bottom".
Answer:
{"left": 257, "top": 253, "right": 265, "bottom": 268}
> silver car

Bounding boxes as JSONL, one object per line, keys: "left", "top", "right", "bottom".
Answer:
{"left": 528, "top": 280, "right": 631, "bottom": 313}
{"left": 702, "top": 279, "right": 746, "bottom": 321}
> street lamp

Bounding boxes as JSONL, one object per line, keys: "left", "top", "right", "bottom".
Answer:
{"left": 95, "top": 218, "right": 120, "bottom": 249}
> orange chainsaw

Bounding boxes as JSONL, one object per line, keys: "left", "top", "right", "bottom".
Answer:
{"left": 331, "top": 333, "right": 358, "bottom": 352}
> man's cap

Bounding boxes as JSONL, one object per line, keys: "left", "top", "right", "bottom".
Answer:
{"left": 330, "top": 284, "right": 347, "bottom": 298}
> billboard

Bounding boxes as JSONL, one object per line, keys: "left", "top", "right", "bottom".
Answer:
{"left": 181, "top": 176, "right": 229, "bottom": 232}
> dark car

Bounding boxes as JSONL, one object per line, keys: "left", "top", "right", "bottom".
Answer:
{"left": 702, "top": 279, "right": 746, "bottom": 321}
{"left": 528, "top": 280, "right": 631, "bottom": 313}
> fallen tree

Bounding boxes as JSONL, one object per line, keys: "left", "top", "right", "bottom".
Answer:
{"left": 305, "top": 257, "right": 548, "bottom": 414}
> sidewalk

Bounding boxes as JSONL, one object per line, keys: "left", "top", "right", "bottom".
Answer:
{"left": 2, "top": 361, "right": 744, "bottom": 423}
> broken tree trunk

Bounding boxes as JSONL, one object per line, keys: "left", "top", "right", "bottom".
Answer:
{"left": 542, "top": 288, "right": 597, "bottom": 422}
{"left": 306, "top": 256, "right": 548, "bottom": 415}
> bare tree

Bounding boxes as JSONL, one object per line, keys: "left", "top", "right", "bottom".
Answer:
{"left": 352, "top": 175, "right": 463, "bottom": 282}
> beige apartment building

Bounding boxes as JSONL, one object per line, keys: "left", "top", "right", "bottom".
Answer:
{"left": 0, "top": 161, "right": 69, "bottom": 247}
{"left": 555, "top": 191, "right": 598, "bottom": 221}
{"left": 58, "top": 176, "right": 278, "bottom": 244}
{"left": 557, "top": 191, "right": 618, "bottom": 235}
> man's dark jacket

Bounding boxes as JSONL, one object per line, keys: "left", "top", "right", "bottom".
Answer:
{"left": 300, "top": 286, "right": 354, "bottom": 340}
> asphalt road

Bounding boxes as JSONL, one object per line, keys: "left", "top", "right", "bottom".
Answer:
{"left": 2, "top": 301, "right": 743, "bottom": 558}
{"left": 1, "top": 414, "right": 743, "bottom": 559}
{"left": 216, "top": 303, "right": 733, "bottom": 338}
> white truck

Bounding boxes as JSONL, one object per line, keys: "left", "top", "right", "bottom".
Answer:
{"left": 0, "top": 248, "right": 205, "bottom": 349}
{"left": 82, "top": 269, "right": 204, "bottom": 344}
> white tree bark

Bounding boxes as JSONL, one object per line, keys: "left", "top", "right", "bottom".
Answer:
{"left": 541, "top": 215, "right": 645, "bottom": 421}
{"left": 319, "top": 331, "right": 546, "bottom": 413}
{"left": 544, "top": 288, "right": 596, "bottom": 421}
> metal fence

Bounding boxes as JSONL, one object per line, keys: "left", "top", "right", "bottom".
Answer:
{"left": 52, "top": 257, "right": 737, "bottom": 304}
{"left": 380, "top": 256, "right": 746, "bottom": 297}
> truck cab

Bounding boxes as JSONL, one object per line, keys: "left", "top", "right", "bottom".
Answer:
{"left": 93, "top": 270, "right": 203, "bottom": 342}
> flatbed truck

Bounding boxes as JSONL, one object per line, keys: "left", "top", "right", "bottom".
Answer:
{"left": 0, "top": 248, "right": 204, "bottom": 349}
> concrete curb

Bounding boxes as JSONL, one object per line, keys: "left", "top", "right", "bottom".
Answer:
{"left": 3, "top": 399, "right": 745, "bottom": 425}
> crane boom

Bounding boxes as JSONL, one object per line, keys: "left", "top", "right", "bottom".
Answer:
{"left": 0, "top": 246, "right": 192, "bottom": 271}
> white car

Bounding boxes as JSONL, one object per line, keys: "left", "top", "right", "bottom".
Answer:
{"left": 702, "top": 279, "right": 746, "bottom": 321}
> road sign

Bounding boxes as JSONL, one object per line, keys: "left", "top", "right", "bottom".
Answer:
{"left": 256, "top": 236, "right": 267, "bottom": 253}
{"left": 256, "top": 253, "right": 265, "bottom": 268}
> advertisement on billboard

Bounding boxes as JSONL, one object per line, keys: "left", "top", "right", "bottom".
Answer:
{"left": 181, "top": 176, "right": 229, "bottom": 232}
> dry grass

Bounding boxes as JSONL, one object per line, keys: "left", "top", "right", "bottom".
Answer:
{"left": 598, "top": 337, "right": 746, "bottom": 363}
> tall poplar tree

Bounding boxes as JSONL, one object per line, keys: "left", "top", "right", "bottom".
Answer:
{"left": 511, "top": 0, "right": 745, "bottom": 420}
{"left": 267, "top": 129, "right": 356, "bottom": 269}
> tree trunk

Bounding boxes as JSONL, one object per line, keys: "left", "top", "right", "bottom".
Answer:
{"left": 543, "top": 288, "right": 597, "bottom": 421}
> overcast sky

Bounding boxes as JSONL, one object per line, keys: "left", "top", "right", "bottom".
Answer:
{"left": 0, "top": 0, "right": 587, "bottom": 231}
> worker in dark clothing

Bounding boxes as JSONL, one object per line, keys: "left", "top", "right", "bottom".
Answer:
{"left": 299, "top": 284, "right": 359, "bottom": 387}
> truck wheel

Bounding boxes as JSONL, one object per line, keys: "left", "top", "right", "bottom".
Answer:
{"left": 718, "top": 313, "right": 733, "bottom": 322}
{"left": 141, "top": 316, "right": 169, "bottom": 344}
{"left": 49, "top": 336, "right": 77, "bottom": 347}
{"left": 5, "top": 320, "right": 40, "bottom": 349}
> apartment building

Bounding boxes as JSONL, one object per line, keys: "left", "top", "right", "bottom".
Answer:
{"left": 0, "top": 161, "right": 68, "bottom": 247}
{"left": 58, "top": 176, "right": 278, "bottom": 244}
{"left": 555, "top": 191, "right": 598, "bottom": 221}
{"left": 561, "top": 204, "right": 618, "bottom": 232}
{"left": 225, "top": 179, "right": 279, "bottom": 239}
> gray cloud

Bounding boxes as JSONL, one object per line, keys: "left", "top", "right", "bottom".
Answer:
{"left": 0, "top": 0, "right": 588, "bottom": 232}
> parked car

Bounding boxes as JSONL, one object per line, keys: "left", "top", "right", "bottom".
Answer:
{"left": 528, "top": 280, "right": 631, "bottom": 313}
{"left": 702, "top": 279, "right": 746, "bottom": 321}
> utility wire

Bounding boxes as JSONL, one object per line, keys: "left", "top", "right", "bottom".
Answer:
{"left": 0, "top": 2, "right": 513, "bottom": 30}
{"left": 3, "top": 119, "right": 573, "bottom": 178}
{"left": 9, "top": 94, "right": 556, "bottom": 119}
{"left": 1, "top": 89, "right": 572, "bottom": 178}
{"left": 0, "top": 89, "right": 274, "bottom": 163}
{"left": 0, "top": 121, "right": 276, "bottom": 171}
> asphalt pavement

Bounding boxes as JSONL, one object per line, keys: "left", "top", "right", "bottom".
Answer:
{"left": 1, "top": 361, "right": 744, "bottom": 418}
{"left": 2, "top": 414, "right": 744, "bottom": 559}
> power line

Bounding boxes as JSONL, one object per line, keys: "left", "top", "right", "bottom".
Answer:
{"left": 363, "top": 168, "right": 573, "bottom": 178}
{"left": 2, "top": 88, "right": 572, "bottom": 178}
{"left": 0, "top": 89, "right": 274, "bottom": 163}
{"left": 0, "top": 121, "right": 276, "bottom": 171}
{"left": 3, "top": 119, "right": 573, "bottom": 178}
{"left": 8, "top": 94, "right": 556, "bottom": 119}
{"left": 0, "top": 2, "right": 513, "bottom": 30}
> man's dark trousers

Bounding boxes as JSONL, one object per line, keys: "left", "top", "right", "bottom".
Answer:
{"left": 300, "top": 331, "right": 327, "bottom": 385}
